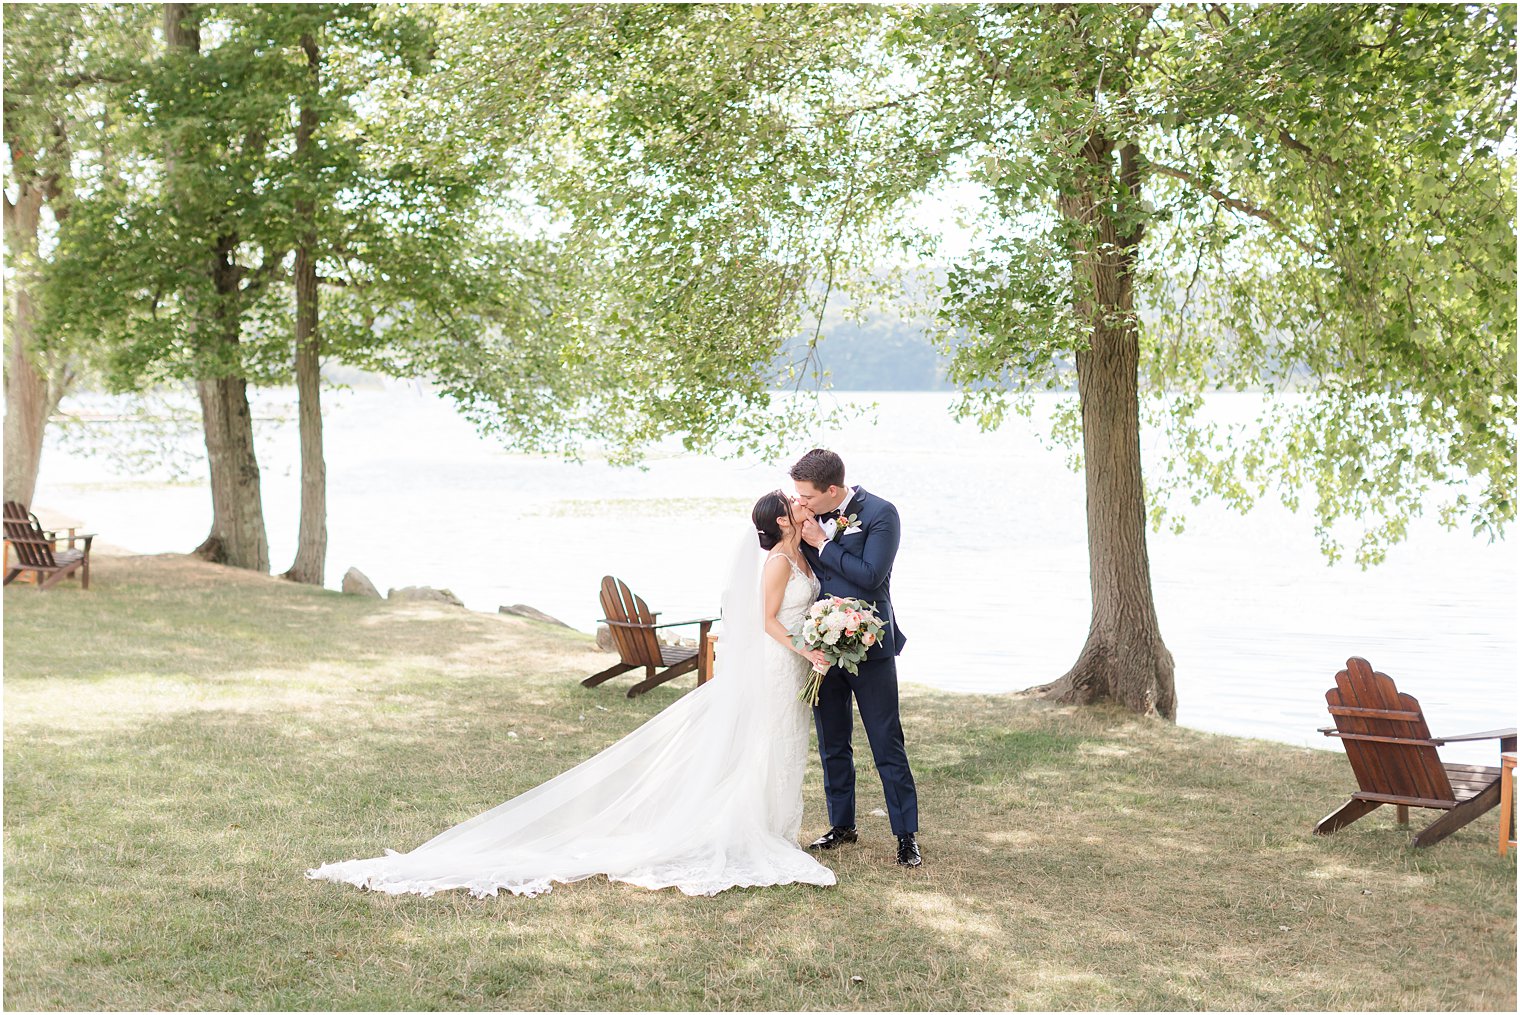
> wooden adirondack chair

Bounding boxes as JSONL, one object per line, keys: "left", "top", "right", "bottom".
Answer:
{"left": 584, "top": 576, "right": 717, "bottom": 698}
{"left": 1314, "top": 657, "right": 1516, "bottom": 847}
{"left": 3, "top": 501, "right": 94, "bottom": 591}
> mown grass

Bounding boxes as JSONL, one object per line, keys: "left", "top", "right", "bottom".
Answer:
{"left": 4, "top": 554, "right": 1515, "bottom": 1011}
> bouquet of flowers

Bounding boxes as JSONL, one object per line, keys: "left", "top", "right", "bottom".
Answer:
{"left": 793, "top": 596, "right": 887, "bottom": 706}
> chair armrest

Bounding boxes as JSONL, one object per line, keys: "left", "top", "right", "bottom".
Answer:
{"left": 596, "top": 616, "right": 718, "bottom": 631}
{"left": 1432, "top": 727, "right": 1517, "bottom": 744}
{"left": 37, "top": 531, "right": 95, "bottom": 548}
{"left": 1317, "top": 726, "right": 1337, "bottom": 735}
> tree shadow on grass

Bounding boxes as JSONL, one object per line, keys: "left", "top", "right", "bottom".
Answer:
{"left": 9, "top": 694, "right": 1515, "bottom": 1011}
{"left": 4, "top": 557, "right": 1515, "bottom": 1010}
{"left": 5, "top": 554, "right": 605, "bottom": 684}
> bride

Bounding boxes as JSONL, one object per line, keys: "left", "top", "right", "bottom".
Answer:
{"left": 306, "top": 491, "right": 838, "bottom": 898}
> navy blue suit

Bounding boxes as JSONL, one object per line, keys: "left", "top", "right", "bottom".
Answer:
{"left": 800, "top": 486, "right": 918, "bottom": 836}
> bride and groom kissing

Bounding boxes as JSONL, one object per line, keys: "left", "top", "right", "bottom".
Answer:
{"left": 308, "top": 448, "right": 920, "bottom": 898}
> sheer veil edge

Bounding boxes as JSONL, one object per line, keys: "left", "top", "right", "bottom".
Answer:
{"left": 305, "top": 523, "right": 834, "bottom": 898}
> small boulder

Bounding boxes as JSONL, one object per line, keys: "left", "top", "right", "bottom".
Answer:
{"left": 498, "top": 604, "right": 573, "bottom": 628}
{"left": 596, "top": 624, "right": 615, "bottom": 651}
{"left": 341, "top": 567, "right": 381, "bottom": 598}
{"left": 387, "top": 585, "right": 465, "bottom": 607}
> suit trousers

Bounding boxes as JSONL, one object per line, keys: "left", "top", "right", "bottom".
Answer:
{"left": 811, "top": 654, "right": 918, "bottom": 836}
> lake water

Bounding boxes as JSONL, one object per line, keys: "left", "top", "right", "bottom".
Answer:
{"left": 32, "top": 387, "right": 1517, "bottom": 766}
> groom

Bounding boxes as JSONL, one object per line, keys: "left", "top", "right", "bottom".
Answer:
{"left": 791, "top": 449, "right": 921, "bottom": 868}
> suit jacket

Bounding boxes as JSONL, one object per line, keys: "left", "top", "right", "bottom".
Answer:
{"left": 801, "top": 486, "right": 906, "bottom": 659}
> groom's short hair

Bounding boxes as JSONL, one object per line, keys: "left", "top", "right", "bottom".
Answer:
{"left": 791, "top": 449, "right": 845, "bottom": 490}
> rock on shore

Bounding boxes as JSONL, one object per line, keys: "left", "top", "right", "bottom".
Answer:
{"left": 387, "top": 585, "right": 465, "bottom": 607}
{"left": 499, "top": 604, "right": 573, "bottom": 628}
{"left": 341, "top": 567, "right": 382, "bottom": 598}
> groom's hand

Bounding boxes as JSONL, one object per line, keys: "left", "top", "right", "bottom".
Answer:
{"left": 800, "top": 516, "right": 827, "bottom": 549}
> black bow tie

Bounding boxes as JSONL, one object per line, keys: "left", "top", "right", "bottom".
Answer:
{"left": 816, "top": 509, "right": 841, "bottom": 523}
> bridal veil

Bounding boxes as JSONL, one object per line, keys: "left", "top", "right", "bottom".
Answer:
{"left": 306, "top": 527, "right": 836, "bottom": 897}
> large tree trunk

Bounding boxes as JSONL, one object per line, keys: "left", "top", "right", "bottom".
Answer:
{"left": 2, "top": 183, "right": 65, "bottom": 507}
{"left": 282, "top": 248, "right": 325, "bottom": 583}
{"left": 190, "top": 238, "right": 269, "bottom": 572}
{"left": 282, "top": 32, "right": 326, "bottom": 585}
{"left": 166, "top": 2, "right": 269, "bottom": 572}
{"left": 194, "top": 370, "right": 268, "bottom": 571}
{"left": 1035, "top": 139, "right": 1177, "bottom": 719}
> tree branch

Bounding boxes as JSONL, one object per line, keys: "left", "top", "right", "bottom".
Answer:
{"left": 1118, "top": 140, "right": 1145, "bottom": 248}
{"left": 781, "top": 89, "right": 930, "bottom": 133}
{"left": 40, "top": 116, "right": 72, "bottom": 218}
{"left": 233, "top": 241, "right": 291, "bottom": 299}
{"left": 1149, "top": 160, "right": 1323, "bottom": 258}
{"left": 1244, "top": 119, "right": 1347, "bottom": 174}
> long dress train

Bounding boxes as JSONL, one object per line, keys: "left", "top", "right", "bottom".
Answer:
{"left": 306, "top": 540, "right": 834, "bottom": 898}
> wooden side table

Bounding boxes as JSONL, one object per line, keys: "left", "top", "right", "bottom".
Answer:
{"left": 1501, "top": 752, "right": 1516, "bottom": 858}
{"left": 698, "top": 634, "right": 718, "bottom": 685}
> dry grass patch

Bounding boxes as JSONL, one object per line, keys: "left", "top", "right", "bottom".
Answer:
{"left": 4, "top": 553, "right": 1515, "bottom": 1010}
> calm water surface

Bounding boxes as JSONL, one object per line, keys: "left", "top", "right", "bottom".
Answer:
{"left": 35, "top": 387, "right": 1517, "bottom": 766}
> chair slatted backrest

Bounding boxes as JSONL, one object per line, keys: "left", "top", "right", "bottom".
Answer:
{"left": 599, "top": 576, "right": 663, "bottom": 668}
{"left": 3, "top": 501, "right": 56, "bottom": 569}
{"left": 1327, "top": 657, "right": 1455, "bottom": 805}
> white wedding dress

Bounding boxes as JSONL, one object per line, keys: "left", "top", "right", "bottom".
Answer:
{"left": 306, "top": 537, "right": 836, "bottom": 898}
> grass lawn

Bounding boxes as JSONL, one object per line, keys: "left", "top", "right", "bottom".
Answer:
{"left": 4, "top": 553, "right": 1515, "bottom": 1011}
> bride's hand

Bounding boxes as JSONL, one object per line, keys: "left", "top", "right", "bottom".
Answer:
{"left": 803, "top": 649, "right": 830, "bottom": 671}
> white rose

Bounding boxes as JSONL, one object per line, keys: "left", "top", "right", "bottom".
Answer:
{"left": 825, "top": 612, "right": 848, "bottom": 632}
{"left": 823, "top": 629, "right": 841, "bottom": 645}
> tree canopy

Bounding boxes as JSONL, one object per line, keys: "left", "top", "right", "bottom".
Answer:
{"left": 456, "top": 2, "right": 1515, "bottom": 564}
{"left": 441, "top": 2, "right": 1515, "bottom": 715}
{"left": 8, "top": 2, "right": 1513, "bottom": 715}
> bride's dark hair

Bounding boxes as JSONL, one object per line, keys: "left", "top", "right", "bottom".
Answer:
{"left": 751, "top": 491, "right": 795, "bottom": 551}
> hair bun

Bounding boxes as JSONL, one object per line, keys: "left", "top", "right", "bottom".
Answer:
{"left": 751, "top": 489, "right": 790, "bottom": 552}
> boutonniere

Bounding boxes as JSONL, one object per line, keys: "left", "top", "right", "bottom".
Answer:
{"left": 831, "top": 513, "right": 862, "bottom": 541}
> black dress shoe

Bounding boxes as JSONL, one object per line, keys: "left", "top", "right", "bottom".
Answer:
{"left": 895, "top": 833, "right": 922, "bottom": 867}
{"left": 807, "top": 826, "right": 858, "bottom": 850}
